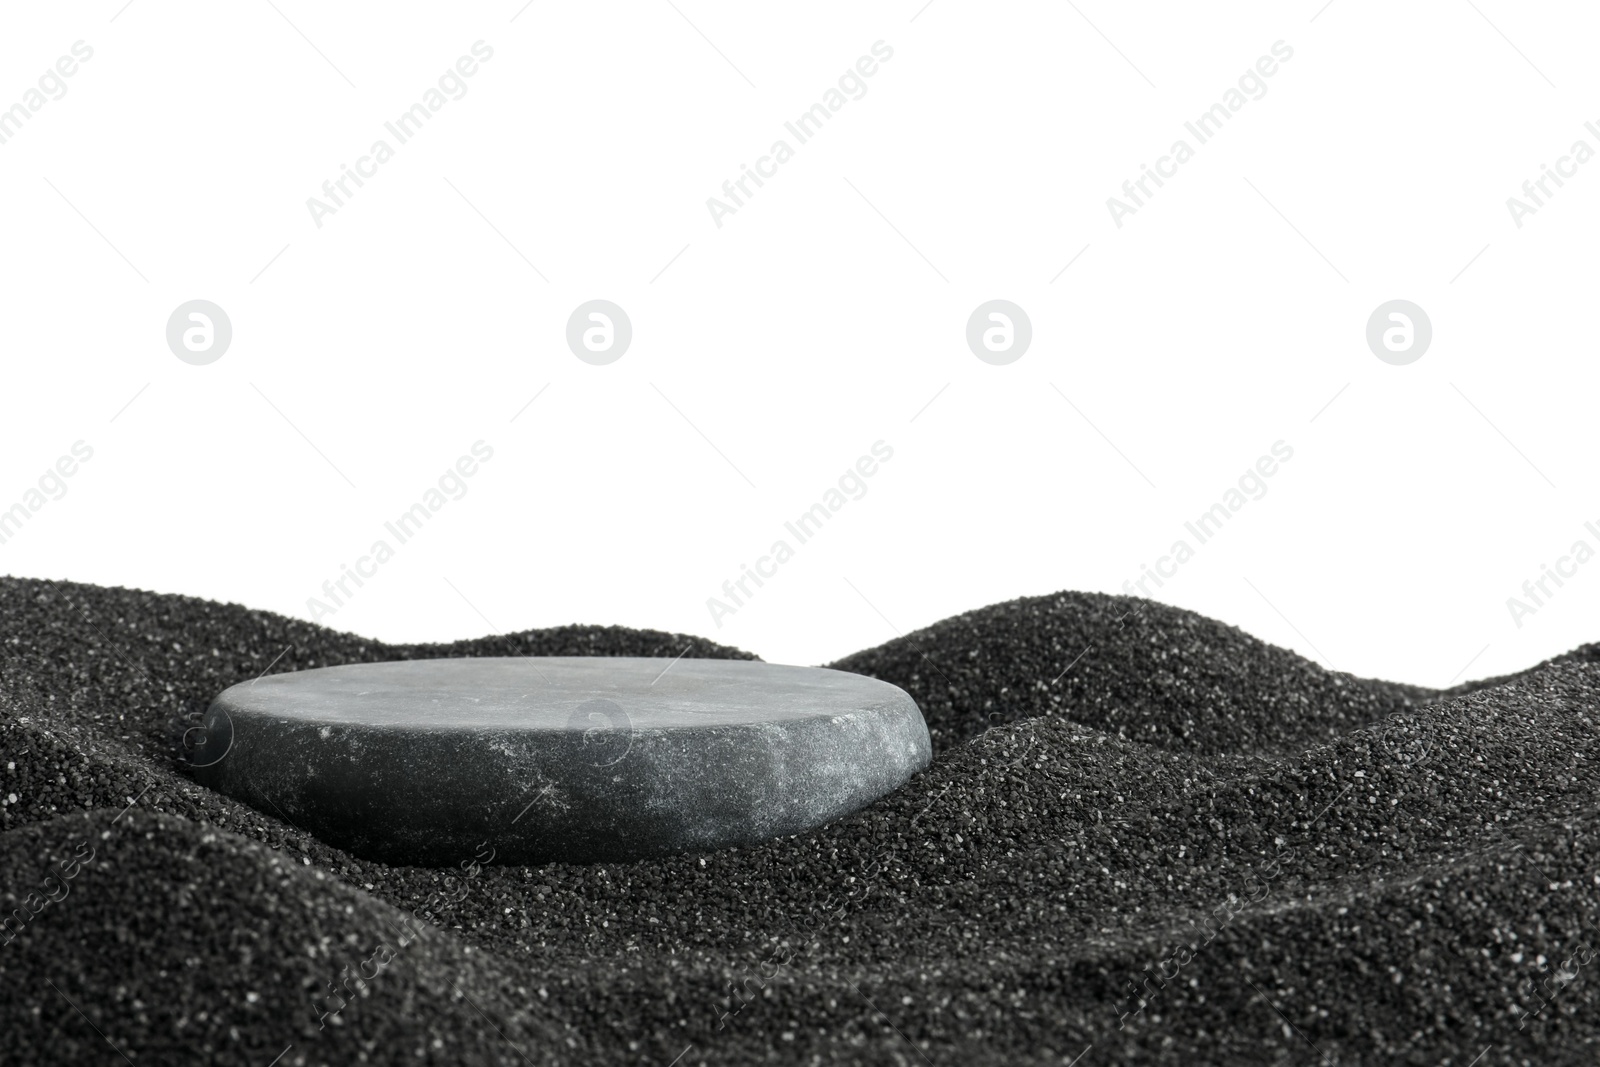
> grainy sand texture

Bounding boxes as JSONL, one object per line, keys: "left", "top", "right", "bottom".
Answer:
{"left": 2, "top": 576, "right": 1598, "bottom": 1065}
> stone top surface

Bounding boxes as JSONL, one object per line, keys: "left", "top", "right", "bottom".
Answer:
{"left": 222, "top": 656, "right": 911, "bottom": 730}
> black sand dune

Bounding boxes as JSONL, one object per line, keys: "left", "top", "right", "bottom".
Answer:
{"left": 2, "top": 576, "right": 1599, "bottom": 1065}
{"left": 827, "top": 591, "right": 1438, "bottom": 755}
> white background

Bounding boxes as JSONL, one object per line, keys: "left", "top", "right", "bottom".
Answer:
{"left": 1, "top": 1, "right": 1595, "bottom": 687}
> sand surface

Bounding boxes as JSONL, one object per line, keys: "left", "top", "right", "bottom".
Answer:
{"left": 2, "top": 576, "right": 1598, "bottom": 1065}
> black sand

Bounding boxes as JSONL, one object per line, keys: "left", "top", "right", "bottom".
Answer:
{"left": 2, "top": 576, "right": 1598, "bottom": 1065}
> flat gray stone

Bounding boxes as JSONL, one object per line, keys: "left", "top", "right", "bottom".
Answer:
{"left": 188, "top": 657, "right": 930, "bottom": 867}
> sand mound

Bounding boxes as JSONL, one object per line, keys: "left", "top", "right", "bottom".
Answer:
{"left": 829, "top": 590, "right": 1432, "bottom": 754}
{"left": 0, "top": 809, "right": 577, "bottom": 1066}
{"left": 3, "top": 575, "right": 1598, "bottom": 1065}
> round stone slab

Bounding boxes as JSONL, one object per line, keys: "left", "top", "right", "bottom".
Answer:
{"left": 189, "top": 657, "right": 930, "bottom": 867}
